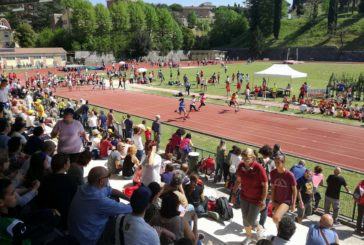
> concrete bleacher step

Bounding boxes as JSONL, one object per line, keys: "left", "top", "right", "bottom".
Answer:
{"left": 84, "top": 159, "right": 362, "bottom": 245}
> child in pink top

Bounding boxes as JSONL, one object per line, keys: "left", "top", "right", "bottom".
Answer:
{"left": 312, "top": 165, "right": 324, "bottom": 211}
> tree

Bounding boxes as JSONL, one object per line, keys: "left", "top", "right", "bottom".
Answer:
{"left": 143, "top": 4, "right": 159, "bottom": 50}
{"left": 296, "top": 0, "right": 305, "bottom": 16}
{"left": 250, "top": 27, "right": 265, "bottom": 58}
{"left": 172, "top": 21, "right": 183, "bottom": 50}
{"left": 247, "top": 0, "right": 274, "bottom": 37}
{"left": 169, "top": 3, "right": 183, "bottom": 12}
{"left": 94, "top": 4, "right": 112, "bottom": 37}
{"left": 182, "top": 27, "right": 195, "bottom": 50}
{"left": 109, "top": 1, "right": 130, "bottom": 57}
{"left": 307, "top": 0, "right": 320, "bottom": 22}
{"left": 36, "top": 28, "right": 54, "bottom": 47}
{"left": 359, "top": 0, "right": 364, "bottom": 12}
{"left": 210, "top": 7, "right": 248, "bottom": 46}
{"left": 187, "top": 11, "right": 198, "bottom": 28}
{"left": 70, "top": 0, "right": 96, "bottom": 46}
{"left": 14, "top": 23, "right": 36, "bottom": 47}
{"left": 328, "top": 0, "right": 339, "bottom": 32}
{"left": 273, "top": 0, "right": 282, "bottom": 39}
{"left": 155, "top": 8, "right": 175, "bottom": 54}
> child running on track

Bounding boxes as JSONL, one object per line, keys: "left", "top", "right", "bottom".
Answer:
{"left": 226, "top": 78, "right": 231, "bottom": 98}
{"left": 229, "top": 93, "right": 239, "bottom": 112}
{"left": 186, "top": 95, "right": 198, "bottom": 118}
{"left": 198, "top": 93, "right": 206, "bottom": 110}
{"left": 176, "top": 98, "right": 187, "bottom": 120}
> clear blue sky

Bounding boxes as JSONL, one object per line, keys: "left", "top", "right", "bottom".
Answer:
{"left": 91, "top": 0, "right": 293, "bottom": 7}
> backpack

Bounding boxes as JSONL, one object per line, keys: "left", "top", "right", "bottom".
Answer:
{"left": 215, "top": 197, "right": 233, "bottom": 221}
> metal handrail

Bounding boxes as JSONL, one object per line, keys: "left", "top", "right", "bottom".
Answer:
{"left": 190, "top": 145, "right": 358, "bottom": 224}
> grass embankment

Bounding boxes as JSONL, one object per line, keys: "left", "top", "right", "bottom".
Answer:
{"left": 229, "top": 13, "right": 364, "bottom": 50}
{"left": 81, "top": 101, "right": 363, "bottom": 219}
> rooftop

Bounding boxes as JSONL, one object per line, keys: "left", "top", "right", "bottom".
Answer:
{"left": 0, "top": 48, "right": 67, "bottom": 55}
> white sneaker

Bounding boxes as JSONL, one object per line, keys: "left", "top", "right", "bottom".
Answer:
{"left": 256, "top": 225, "right": 265, "bottom": 240}
{"left": 241, "top": 237, "right": 255, "bottom": 245}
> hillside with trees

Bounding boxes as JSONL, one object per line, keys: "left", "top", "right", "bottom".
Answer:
{"left": 2, "top": 0, "right": 364, "bottom": 58}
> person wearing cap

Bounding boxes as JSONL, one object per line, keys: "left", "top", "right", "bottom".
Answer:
{"left": 115, "top": 186, "right": 160, "bottom": 245}
{"left": 305, "top": 214, "right": 339, "bottom": 245}
{"left": 68, "top": 166, "right": 132, "bottom": 245}
{"left": 33, "top": 99, "right": 46, "bottom": 120}
{"left": 152, "top": 115, "right": 161, "bottom": 152}
{"left": 270, "top": 153, "right": 297, "bottom": 226}
{"left": 232, "top": 148, "right": 268, "bottom": 244}
{"left": 51, "top": 107, "right": 88, "bottom": 162}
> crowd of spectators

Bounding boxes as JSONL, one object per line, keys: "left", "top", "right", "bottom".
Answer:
{"left": 0, "top": 71, "right": 363, "bottom": 245}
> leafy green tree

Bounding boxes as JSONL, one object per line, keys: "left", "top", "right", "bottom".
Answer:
{"left": 129, "top": 3, "right": 147, "bottom": 31}
{"left": 187, "top": 11, "right": 198, "bottom": 28}
{"left": 70, "top": 0, "right": 96, "bottom": 46}
{"left": 172, "top": 21, "right": 183, "bottom": 50}
{"left": 210, "top": 7, "right": 248, "bottom": 46}
{"left": 328, "top": 0, "right": 339, "bottom": 32}
{"left": 36, "top": 28, "right": 54, "bottom": 47}
{"left": 14, "top": 23, "right": 36, "bottom": 47}
{"left": 169, "top": 3, "right": 183, "bottom": 12}
{"left": 182, "top": 27, "right": 195, "bottom": 50}
{"left": 247, "top": 0, "right": 274, "bottom": 37}
{"left": 143, "top": 4, "right": 159, "bottom": 49}
{"left": 307, "top": 0, "right": 320, "bottom": 22}
{"left": 109, "top": 1, "right": 130, "bottom": 32}
{"left": 273, "top": 0, "right": 282, "bottom": 39}
{"left": 322, "top": 0, "right": 330, "bottom": 13}
{"left": 156, "top": 8, "right": 175, "bottom": 54}
{"left": 94, "top": 4, "right": 112, "bottom": 36}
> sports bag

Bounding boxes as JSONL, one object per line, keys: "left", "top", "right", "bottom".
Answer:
{"left": 215, "top": 197, "right": 233, "bottom": 221}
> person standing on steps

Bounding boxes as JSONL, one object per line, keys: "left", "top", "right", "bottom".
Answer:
{"left": 324, "top": 167, "right": 350, "bottom": 225}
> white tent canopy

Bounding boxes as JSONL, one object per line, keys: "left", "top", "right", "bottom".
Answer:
{"left": 254, "top": 64, "right": 307, "bottom": 79}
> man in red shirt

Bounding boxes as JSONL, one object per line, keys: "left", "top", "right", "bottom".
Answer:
{"left": 232, "top": 148, "right": 268, "bottom": 245}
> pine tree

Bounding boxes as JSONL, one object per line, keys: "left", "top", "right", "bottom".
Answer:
{"left": 328, "top": 0, "right": 338, "bottom": 32}
{"left": 273, "top": 0, "right": 282, "bottom": 39}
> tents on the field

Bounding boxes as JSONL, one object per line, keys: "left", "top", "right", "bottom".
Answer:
{"left": 254, "top": 64, "right": 307, "bottom": 79}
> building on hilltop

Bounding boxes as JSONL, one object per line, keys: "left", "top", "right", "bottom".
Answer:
{"left": 0, "top": 18, "right": 13, "bottom": 48}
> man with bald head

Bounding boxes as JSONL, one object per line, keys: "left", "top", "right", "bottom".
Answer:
{"left": 68, "top": 166, "right": 132, "bottom": 245}
{"left": 324, "top": 167, "right": 350, "bottom": 225}
{"left": 306, "top": 214, "right": 339, "bottom": 245}
{"left": 107, "top": 142, "right": 126, "bottom": 174}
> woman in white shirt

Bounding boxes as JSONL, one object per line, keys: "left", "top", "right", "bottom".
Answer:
{"left": 229, "top": 147, "right": 242, "bottom": 182}
{"left": 87, "top": 110, "right": 98, "bottom": 131}
{"left": 132, "top": 126, "right": 144, "bottom": 161}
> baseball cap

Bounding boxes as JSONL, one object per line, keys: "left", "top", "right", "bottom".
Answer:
{"left": 130, "top": 186, "right": 152, "bottom": 213}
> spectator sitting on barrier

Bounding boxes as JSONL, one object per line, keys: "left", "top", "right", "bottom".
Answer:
{"left": 161, "top": 163, "right": 174, "bottom": 185}
{"left": 68, "top": 150, "right": 92, "bottom": 185}
{"left": 184, "top": 174, "right": 207, "bottom": 217}
{"left": 141, "top": 141, "right": 162, "bottom": 186}
{"left": 99, "top": 133, "right": 113, "bottom": 159}
{"left": 122, "top": 145, "right": 140, "bottom": 180}
{"left": 107, "top": 142, "right": 125, "bottom": 175}
{"left": 90, "top": 129, "right": 101, "bottom": 159}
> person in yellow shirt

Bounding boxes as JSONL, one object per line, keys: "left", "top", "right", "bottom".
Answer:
{"left": 33, "top": 100, "right": 46, "bottom": 120}
{"left": 272, "top": 83, "right": 278, "bottom": 100}
{"left": 58, "top": 99, "right": 66, "bottom": 117}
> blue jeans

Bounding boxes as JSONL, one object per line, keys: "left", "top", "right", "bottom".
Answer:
{"left": 136, "top": 150, "right": 144, "bottom": 162}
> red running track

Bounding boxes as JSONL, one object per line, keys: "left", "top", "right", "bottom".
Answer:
{"left": 55, "top": 87, "right": 364, "bottom": 173}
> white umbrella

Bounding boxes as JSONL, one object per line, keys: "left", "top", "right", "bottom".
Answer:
{"left": 119, "top": 61, "right": 125, "bottom": 65}
{"left": 137, "top": 68, "right": 147, "bottom": 73}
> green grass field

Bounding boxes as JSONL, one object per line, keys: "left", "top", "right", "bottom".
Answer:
{"left": 148, "top": 62, "right": 364, "bottom": 99}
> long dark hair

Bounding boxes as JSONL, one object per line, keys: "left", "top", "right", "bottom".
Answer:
{"left": 160, "top": 192, "right": 180, "bottom": 219}
{"left": 26, "top": 152, "right": 48, "bottom": 184}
